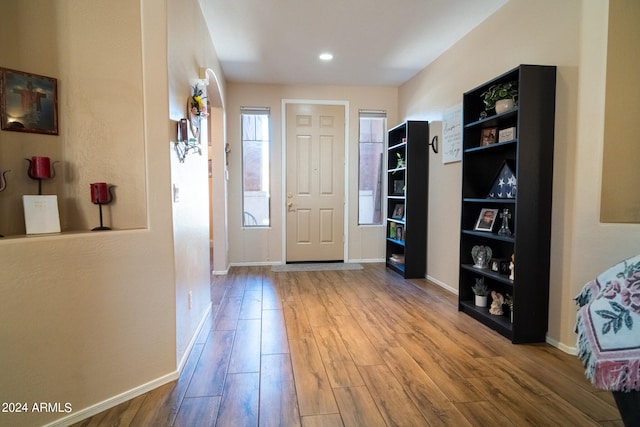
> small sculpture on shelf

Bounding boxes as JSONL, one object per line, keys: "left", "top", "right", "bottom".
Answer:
{"left": 25, "top": 156, "right": 58, "bottom": 195}
{"left": 498, "top": 208, "right": 512, "bottom": 237}
{"left": 489, "top": 291, "right": 505, "bottom": 316}
{"left": 504, "top": 294, "right": 514, "bottom": 322}
{"left": 509, "top": 253, "right": 515, "bottom": 280}
{"left": 90, "top": 182, "right": 114, "bottom": 231}
{"left": 471, "top": 245, "right": 492, "bottom": 269}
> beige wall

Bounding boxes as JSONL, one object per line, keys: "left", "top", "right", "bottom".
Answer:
{"left": 400, "top": 0, "right": 640, "bottom": 350}
{"left": 0, "top": 1, "right": 147, "bottom": 234}
{"left": 0, "top": 0, "right": 224, "bottom": 424}
{"left": 225, "top": 83, "right": 398, "bottom": 264}
{"left": 167, "top": 0, "right": 226, "bottom": 373}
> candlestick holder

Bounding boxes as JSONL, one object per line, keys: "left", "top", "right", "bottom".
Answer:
{"left": 25, "top": 156, "right": 58, "bottom": 195}
{"left": 0, "top": 169, "right": 9, "bottom": 237}
{"left": 90, "top": 182, "right": 114, "bottom": 231}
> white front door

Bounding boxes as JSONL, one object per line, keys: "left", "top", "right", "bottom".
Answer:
{"left": 285, "top": 103, "right": 345, "bottom": 262}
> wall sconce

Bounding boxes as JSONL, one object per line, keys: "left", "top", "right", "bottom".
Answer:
{"left": 174, "top": 118, "right": 201, "bottom": 163}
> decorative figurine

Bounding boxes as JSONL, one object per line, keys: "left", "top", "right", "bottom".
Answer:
{"left": 490, "top": 291, "right": 504, "bottom": 315}
{"left": 509, "top": 253, "right": 515, "bottom": 280}
{"left": 498, "top": 208, "right": 512, "bottom": 237}
{"left": 90, "top": 182, "right": 114, "bottom": 231}
{"left": 471, "top": 245, "right": 492, "bottom": 269}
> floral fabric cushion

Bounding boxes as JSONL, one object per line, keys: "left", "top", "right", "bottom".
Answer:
{"left": 575, "top": 254, "right": 640, "bottom": 391}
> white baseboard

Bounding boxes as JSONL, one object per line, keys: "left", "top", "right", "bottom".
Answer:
{"left": 44, "top": 371, "right": 178, "bottom": 427}
{"left": 45, "top": 303, "right": 213, "bottom": 427}
{"left": 178, "top": 302, "right": 212, "bottom": 374}
{"left": 546, "top": 336, "right": 578, "bottom": 355}
{"left": 426, "top": 274, "right": 459, "bottom": 295}
{"left": 229, "top": 261, "right": 280, "bottom": 267}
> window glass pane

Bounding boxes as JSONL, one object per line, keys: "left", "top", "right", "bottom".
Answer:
{"left": 242, "top": 109, "right": 270, "bottom": 227}
{"left": 358, "top": 113, "right": 386, "bottom": 225}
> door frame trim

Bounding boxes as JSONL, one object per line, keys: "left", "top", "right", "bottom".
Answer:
{"left": 281, "top": 99, "right": 350, "bottom": 263}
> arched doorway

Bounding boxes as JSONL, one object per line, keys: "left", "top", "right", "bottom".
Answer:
{"left": 202, "top": 68, "right": 228, "bottom": 275}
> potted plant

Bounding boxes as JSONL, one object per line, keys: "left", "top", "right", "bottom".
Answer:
{"left": 481, "top": 81, "right": 518, "bottom": 114}
{"left": 472, "top": 277, "right": 489, "bottom": 307}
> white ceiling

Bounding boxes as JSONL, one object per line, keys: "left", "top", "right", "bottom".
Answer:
{"left": 202, "top": 0, "right": 508, "bottom": 86}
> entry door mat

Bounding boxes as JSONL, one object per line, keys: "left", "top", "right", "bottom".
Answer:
{"left": 272, "top": 262, "right": 363, "bottom": 272}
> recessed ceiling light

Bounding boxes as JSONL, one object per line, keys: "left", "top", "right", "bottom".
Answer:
{"left": 319, "top": 52, "right": 333, "bottom": 61}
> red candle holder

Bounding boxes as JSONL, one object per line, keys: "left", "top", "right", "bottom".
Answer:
{"left": 90, "top": 182, "right": 114, "bottom": 231}
{"left": 26, "top": 156, "right": 57, "bottom": 195}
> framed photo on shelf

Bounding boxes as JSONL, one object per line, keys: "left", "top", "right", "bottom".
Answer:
{"left": 391, "top": 204, "right": 405, "bottom": 220}
{"left": 0, "top": 68, "right": 58, "bottom": 135}
{"left": 480, "top": 127, "right": 497, "bottom": 146}
{"left": 395, "top": 225, "right": 403, "bottom": 241}
{"left": 474, "top": 208, "right": 498, "bottom": 231}
{"left": 392, "top": 179, "right": 405, "bottom": 195}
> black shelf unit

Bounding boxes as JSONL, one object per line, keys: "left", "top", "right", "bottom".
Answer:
{"left": 458, "top": 65, "right": 556, "bottom": 343}
{"left": 385, "top": 120, "right": 429, "bottom": 279}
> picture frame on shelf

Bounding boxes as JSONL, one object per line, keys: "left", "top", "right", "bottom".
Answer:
{"left": 0, "top": 68, "right": 58, "bottom": 135}
{"left": 474, "top": 208, "right": 498, "bottom": 231}
{"left": 391, "top": 203, "right": 405, "bottom": 220}
{"left": 395, "top": 225, "right": 403, "bottom": 241}
{"left": 480, "top": 127, "right": 497, "bottom": 146}
{"left": 498, "top": 127, "right": 516, "bottom": 143}
{"left": 392, "top": 180, "right": 405, "bottom": 195}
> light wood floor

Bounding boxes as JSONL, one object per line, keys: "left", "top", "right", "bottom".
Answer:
{"left": 73, "top": 263, "right": 623, "bottom": 426}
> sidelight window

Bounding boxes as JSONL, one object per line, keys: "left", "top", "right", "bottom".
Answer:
{"left": 358, "top": 110, "right": 386, "bottom": 225}
{"left": 241, "top": 107, "right": 270, "bottom": 227}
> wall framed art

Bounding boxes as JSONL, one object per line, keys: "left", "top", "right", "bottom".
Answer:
{"left": 0, "top": 68, "right": 58, "bottom": 135}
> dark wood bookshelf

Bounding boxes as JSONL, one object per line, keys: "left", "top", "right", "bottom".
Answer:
{"left": 385, "top": 121, "right": 429, "bottom": 279}
{"left": 458, "top": 65, "right": 557, "bottom": 343}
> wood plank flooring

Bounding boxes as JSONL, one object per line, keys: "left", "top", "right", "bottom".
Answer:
{"left": 72, "top": 263, "right": 624, "bottom": 426}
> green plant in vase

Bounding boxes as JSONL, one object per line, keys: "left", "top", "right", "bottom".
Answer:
{"left": 481, "top": 81, "right": 518, "bottom": 115}
{"left": 396, "top": 152, "right": 405, "bottom": 169}
{"left": 472, "top": 277, "right": 489, "bottom": 307}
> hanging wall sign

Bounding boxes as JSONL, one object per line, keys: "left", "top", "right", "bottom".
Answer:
{"left": 442, "top": 103, "right": 462, "bottom": 164}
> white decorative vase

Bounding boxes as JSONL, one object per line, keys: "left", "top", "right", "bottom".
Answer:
{"left": 475, "top": 295, "right": 488, "bottom": 307}
{"left": 495, "top": 99, "right": 515, "bottom": 114}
